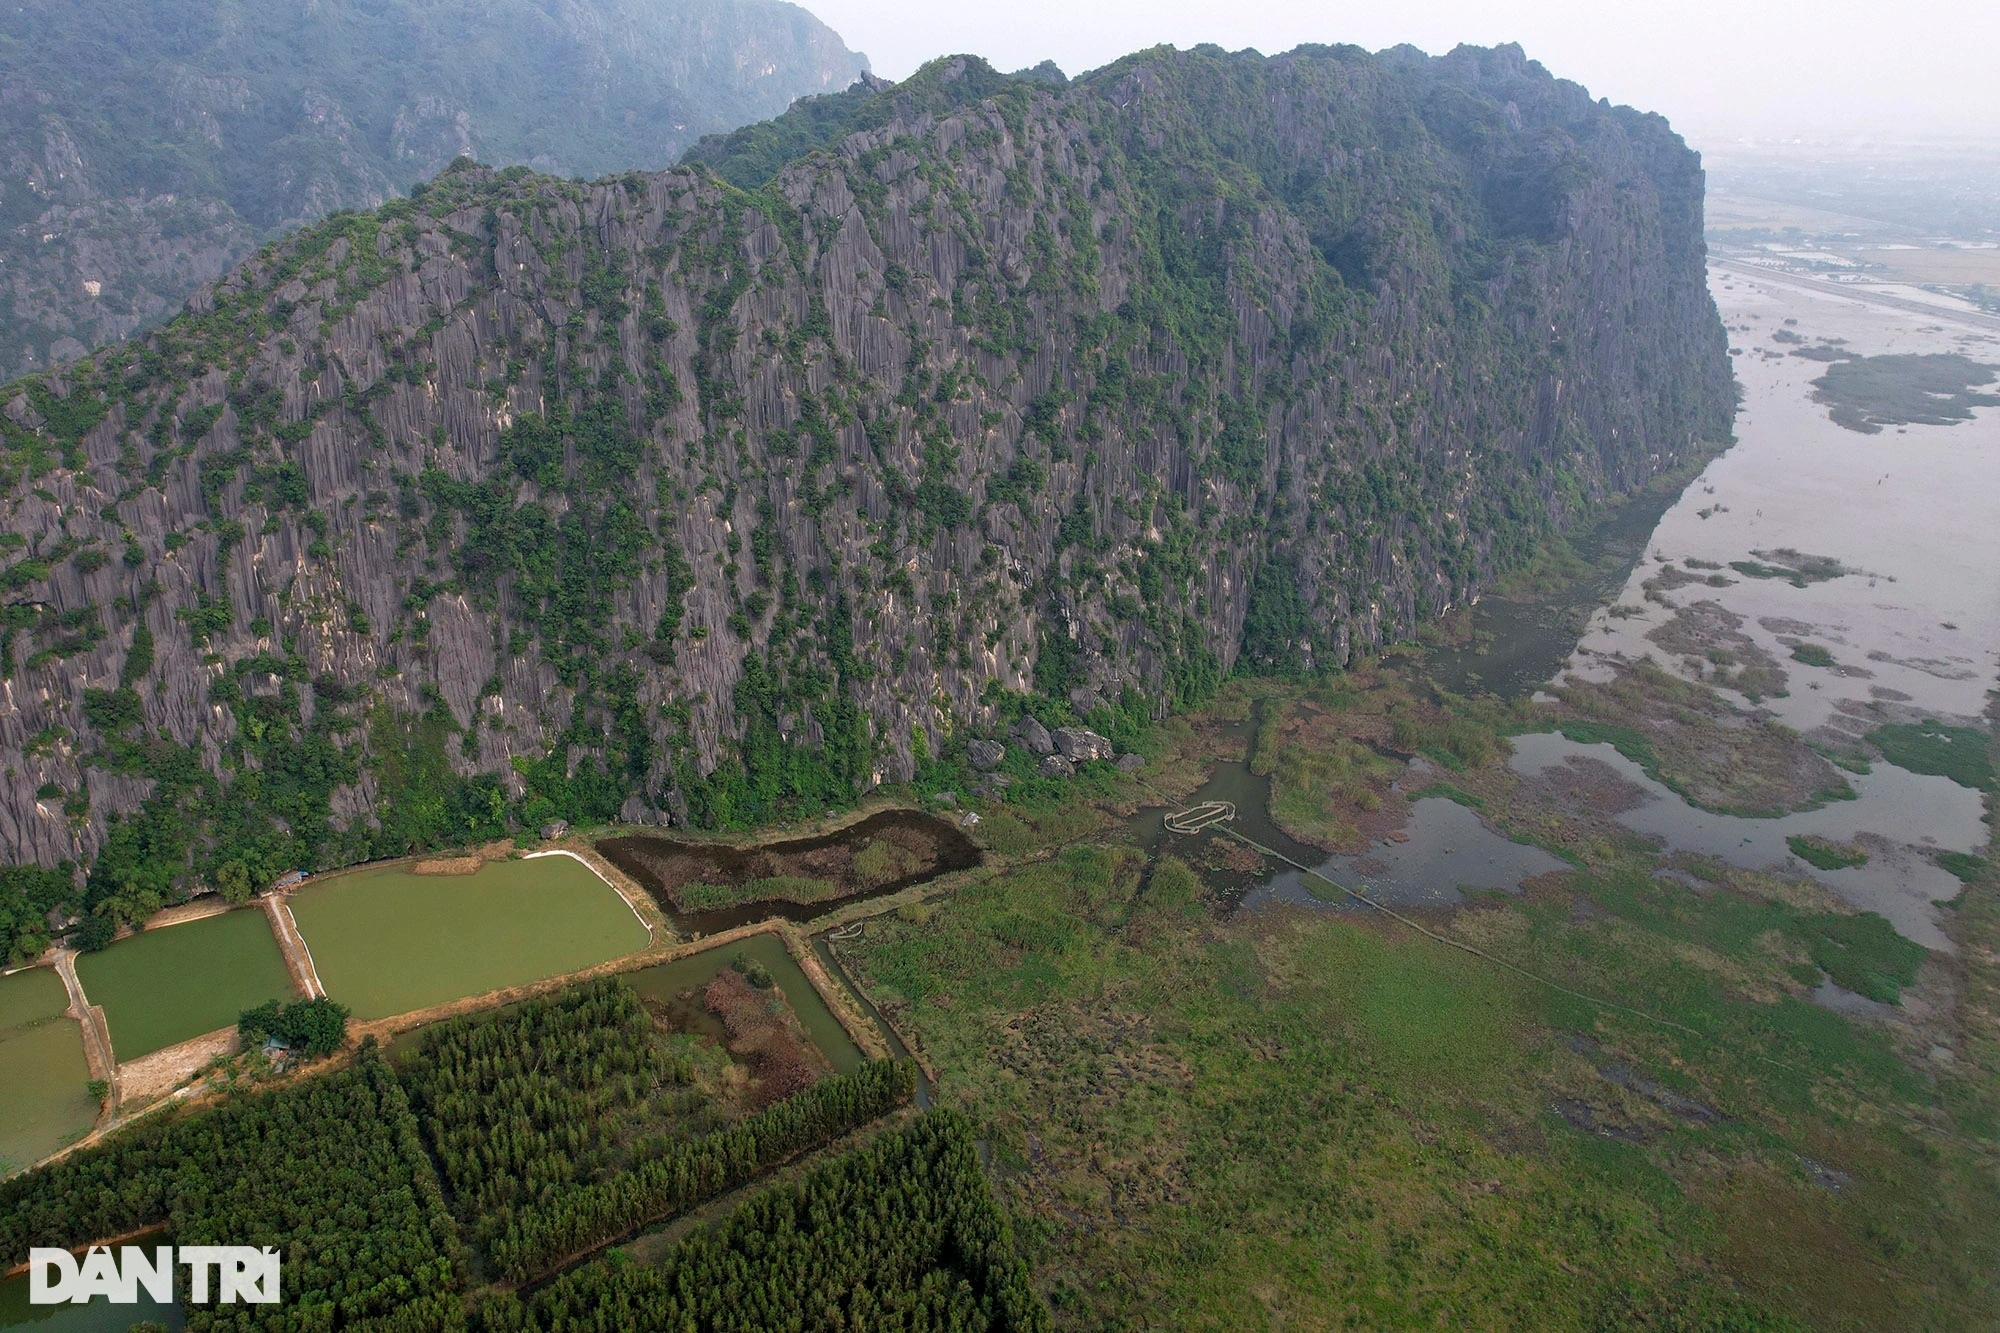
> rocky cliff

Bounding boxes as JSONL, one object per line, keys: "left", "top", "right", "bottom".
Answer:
{"left": 0, "top": 0, "right": 867, "bottom": 377}
{"left": 0, "top": 43, "right": 1731, "bottom": 931}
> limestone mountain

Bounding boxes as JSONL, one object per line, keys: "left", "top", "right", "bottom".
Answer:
{"left": 0, "top": 43, "right": 1730, "bottom": 942}
{"left": 0, "top": 0, "right": 868, "bottom": 376}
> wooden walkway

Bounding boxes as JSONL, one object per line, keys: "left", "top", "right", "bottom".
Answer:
{"left": 1164, "top": 801, "right": 1236, "bottom": 835}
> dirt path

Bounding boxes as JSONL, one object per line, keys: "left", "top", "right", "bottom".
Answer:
{"left": 119, "top": 1028, "right": 235, "bottom": 1102}
{"left": 52, "top": 950, "right": 115, "bottom": 1097}
{"left": 262, "top": 893, "right": 323, "bottom": 998}
{"left": 774, "top": 922, "right": 893, "bottom": 1064}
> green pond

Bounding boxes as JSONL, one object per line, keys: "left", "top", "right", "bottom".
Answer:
{"left": 624, "top": 932, "right": 864, "bottom": 1075}
{"left": 75, "top": 910, "right": 294, "bottom": 1062}
{"left": 0, "top": 969, "right": 96, "bottom": 1178}
{"left": 291, "top": 856, "right": 650, "bottom": 1021}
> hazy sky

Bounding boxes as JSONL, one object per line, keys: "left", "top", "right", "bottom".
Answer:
{"left": 804, "top": 0, "right": 1991, "bottom": 146}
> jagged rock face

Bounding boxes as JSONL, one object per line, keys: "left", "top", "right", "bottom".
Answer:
{"left": 1016, "top": 717, "right": 1057, "bottom": 756}
{"left": 0, "top": 0, "right": 868, "bottom": 378}
{"left": 1052, "top": 728, "right": 1116, "bottom": 764}
{"left": 966, "top": 740, "right": 1007, "bottom": 771}
{"left": 0, "top": 44, "right": 1730, "bottom": 896}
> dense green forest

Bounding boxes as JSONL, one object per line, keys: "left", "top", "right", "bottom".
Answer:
{"left": 487, "top": 1056, "right": 915, "bottom": 1283}
{"left": 0, "top": 978, "right": 960, "bottom": 1327}
{"left": 237, "top": 996, "right": 351, "bottom": 1057}
{"left": 0, "top": 1045, "right": 464, "bottom": 1329}
{"left": 486, "top": 1110, "right": 1050, "bottom": 1332}
{"left": 401, "top": 979, "right": 710, "bottom": 1263}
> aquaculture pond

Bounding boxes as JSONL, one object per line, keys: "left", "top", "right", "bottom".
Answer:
{"left": 289, "top": 856, "right": 650, "bottom": 1020}
{"left": 623, "top": 932, "right": 865, "bottom": 1076}
{"left": 599, "top": 809, "right": 980, "bottom": 934}
{"left": 0, "top": 969, "right": 95, "bottom": 1178}
{"left": 75, "top": 910, "right": 294, "bottom": 1061}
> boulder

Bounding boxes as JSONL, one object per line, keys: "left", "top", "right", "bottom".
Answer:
{"left": 966, "top": 738, "right": 1007, "bottom": 771}
{"left": 1115, "top": 753, "right": 1146, "bottom": 773}
{"left": 1052, "top": 726, "right": 1115, "bottom": 763}
{"left": 539, "top": 819, "right": 570, "bottom": 840}
{"left": 1016, "top": 716, "right": 1055, "bottom": 755}
{"left": 1037, "top": 754, "right": 1075, "bottom": 778}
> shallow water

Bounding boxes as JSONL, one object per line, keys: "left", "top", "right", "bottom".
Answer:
{"left": 291, "top": 856, "right": 650, "bottom": 1021}
{"left": 1543, "top": 266, "right": 2000, "bottom": 945}
{"left": 1424, "top": 485, "right": 1689, "bottom": 700}
{"left": 1247, "top": 797, "right": 1570, "bottom": 912}
{"left": 1509, "top": 732, "right": 1977, "bottom": 949}
{"left": 0, "top": 1250, "right": 183, "bottom": 1332}
{"left": 600, "top": 809, "right": 980, "bottom": 935}
{"left": 1125, "top": 718, "right": 1567, "bottom": 912}
{"left": 622, "top": 932, "right": 865, "bottom": 1076}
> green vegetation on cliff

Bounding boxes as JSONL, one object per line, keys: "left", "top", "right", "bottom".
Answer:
{"left": 0, "top": 43, "right": 1729, "bottom": 920}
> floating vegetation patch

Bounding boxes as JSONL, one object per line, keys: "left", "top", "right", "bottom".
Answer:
{"left": 1866, "top": 719, "right": 1996, "bottom": 792}
{"left": 1790, "top": 643, "right": 1836, "bottom": 668}
{"left": 1811, "top": 351, "right": 2000, "bottom": 433}
{"left": 1728, "top": 548, "right": 1850, "bottom": 588}
{"left": 1786, "top": 834, "right": 1868, "bottom": 871}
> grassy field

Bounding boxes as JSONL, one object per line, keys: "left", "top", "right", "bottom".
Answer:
{"left": 291, "top": 857, "right": 649, "bottom": 1020}
{"left": 76, "top": 908, "right": 294, "bottom": 1059}
{"left": 0, "top": 969, "right": 95, "bottom": 1176}
{"left": 842, "top": 673, "right": 2000, "bottom": 1329}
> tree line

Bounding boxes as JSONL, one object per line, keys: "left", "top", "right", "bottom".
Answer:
{"left": 484, "top": 1109, "right": 1050, "bottom": 1332}
{"left": 487, "top": 1057, "right": 916, "bottom": 1283}
{"left": 0, "top": 1044, "right": 463, "bottom": 1331}
{"left": 400, "top": 979, "right": 700, "bottom": 1260}
{"left": 0, "top": 977, "right": 1024, "bottom": 1328}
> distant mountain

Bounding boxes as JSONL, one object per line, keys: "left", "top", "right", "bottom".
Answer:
{"left": 0, "top": 0, "right": 868, "bottom": 376}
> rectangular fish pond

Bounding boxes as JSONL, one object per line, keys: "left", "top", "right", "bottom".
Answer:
{"left": 0, "top": 968, "right": 97, "bottom": 1178}
{"left": 75, "top": 909, "right": 296, "bottom": 1062}
{"left": 289, "top": 854, "right": 651, "bottom": 1020}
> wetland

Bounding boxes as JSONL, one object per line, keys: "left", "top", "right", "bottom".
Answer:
{"left": 600, "top": 809, "right": 980, "bottom": 933}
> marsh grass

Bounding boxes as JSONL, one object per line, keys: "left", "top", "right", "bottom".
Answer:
{"left": 1786, "top": 833, "right": 1868, "bottom": 871}
{"left": 676, "top": 874, "right": 839, "bottom": 910}
{"left": 1867, "top": 719, "right": 1996, "bottom": 791}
